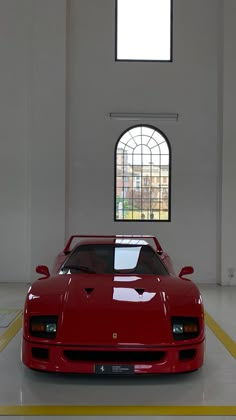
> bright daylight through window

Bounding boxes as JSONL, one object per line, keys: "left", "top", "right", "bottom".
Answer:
{"left": 115, "top": 126, "right": 170, "bottom": 221}
{"left": 116, "top": 0, "right": 172, "bottom": 61}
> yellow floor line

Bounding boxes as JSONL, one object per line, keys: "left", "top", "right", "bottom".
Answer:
{"left": 0, "top": 311, "right": 22, "bottom": 352}
{"left": 0, "top": 405, "right": 236, "bottom": 416}
{"left": 205, "top": 310, "right": 236, "bottom": 358}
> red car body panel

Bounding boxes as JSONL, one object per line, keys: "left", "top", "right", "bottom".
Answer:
{"left": 22, "top": 235, "right": 205, "bottom": 374}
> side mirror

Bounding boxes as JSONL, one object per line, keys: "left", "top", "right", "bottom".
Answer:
{"left": 36, "top": 265, "right": 50, "bottom": 279}
{"left": 179, "top": 266, "right": 194, "bottom": 278}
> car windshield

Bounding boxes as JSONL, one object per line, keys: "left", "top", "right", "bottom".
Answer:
{"left": 60, "top": 244, "right": 168, "bottom": 275}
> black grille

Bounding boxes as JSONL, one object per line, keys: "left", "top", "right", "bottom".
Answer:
{"left": 179, "top": 349, "right": 196, "bottom": 361}
{"left": 32, "top": 347, "right": 49, "bottom": 360}
{"left": 63, "top": 350, "right": 165, "bottom": 363}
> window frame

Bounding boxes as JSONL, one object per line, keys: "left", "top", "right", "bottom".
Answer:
{"left": 114, "top": 124, "right": 171, "bottom": 222}
{"left": 115, "top": 0, "right": 173, "bottom": 62}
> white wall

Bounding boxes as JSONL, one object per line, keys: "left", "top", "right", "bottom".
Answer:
{"left": 29, "top": 1, "right": 66, "bottom": 278}
{"left": 221, "top": 0, "right": 236, "bottom": 285}
{"left": 0, "top": 0, "right": 66, "bottom": 282}
{"left": 0, "top": 1, "right": 29, "bottom": 282}
{"left": 66, "top": 0, "right": 219, "bottom": 283}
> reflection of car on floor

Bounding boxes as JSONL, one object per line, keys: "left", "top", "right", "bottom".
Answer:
{"left": 22, "top": 235, "right": 205, "bottom": 374}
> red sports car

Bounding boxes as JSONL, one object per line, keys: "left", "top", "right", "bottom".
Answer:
{"left": 22, "top": 235, "right": 205, "bottom": 374}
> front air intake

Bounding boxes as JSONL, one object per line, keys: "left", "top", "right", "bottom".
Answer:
{"left": 64, "top": 350, "right": 165, "bottom": 363}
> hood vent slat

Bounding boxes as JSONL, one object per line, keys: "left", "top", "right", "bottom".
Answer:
{"left": 84, "top": 287, "right": 94, "bottom": 295}
{"left": 135, "top": 288, "right": 145, "bottom": 295}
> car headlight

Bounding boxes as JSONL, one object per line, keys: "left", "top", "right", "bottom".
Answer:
{"left": 30, "top": 316, "right": 58, "bottom": 338}
{"left": 171, "top": 317, "right": 199, "bottom": 340}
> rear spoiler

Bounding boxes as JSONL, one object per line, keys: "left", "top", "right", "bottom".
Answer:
{"left": 63, "top": 235, "right": 163, "bottom": 255}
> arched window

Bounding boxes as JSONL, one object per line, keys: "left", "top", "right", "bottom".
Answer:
{"left": 115, "top": 125, "right": 171, "bottom": 221}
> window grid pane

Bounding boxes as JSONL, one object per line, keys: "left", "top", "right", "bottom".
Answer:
{"left": 115, "top": 126, "right": 170, "bottom": 221}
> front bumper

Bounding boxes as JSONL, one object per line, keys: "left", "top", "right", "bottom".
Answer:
{"left": 22, "top": 337, "right": 205, "bottom": 374}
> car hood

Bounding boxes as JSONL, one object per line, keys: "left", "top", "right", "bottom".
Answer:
{"left": 27, "top": 273, "right": 203, "bottom": 346}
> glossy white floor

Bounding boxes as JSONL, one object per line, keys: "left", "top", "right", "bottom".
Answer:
{"left": 0, "top": 283, "right": 236, "bottom": 420}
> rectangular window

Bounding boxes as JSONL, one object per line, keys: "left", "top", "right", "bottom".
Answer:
{"left": 116, "top": 0, "right": 172, "bottom": 61}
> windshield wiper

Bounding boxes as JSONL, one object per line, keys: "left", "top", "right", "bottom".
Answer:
{"left": 63, "top": 264, "right": 96, "bottom": 274}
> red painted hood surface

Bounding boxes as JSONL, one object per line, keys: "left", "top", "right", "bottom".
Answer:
{"left": 26, "top": 274, "right": 203, "bottom": 346}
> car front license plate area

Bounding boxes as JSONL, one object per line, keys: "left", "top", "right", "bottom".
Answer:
{"left": 94, "top": 364, "right": 134, "bottom": 375}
